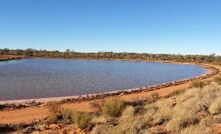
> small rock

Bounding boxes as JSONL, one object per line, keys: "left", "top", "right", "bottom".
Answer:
{"left": 21, "top": 126, "right": 36, "bottom": 134}
{"left": 49, "top": 124, "right": 60, "bottom": 129}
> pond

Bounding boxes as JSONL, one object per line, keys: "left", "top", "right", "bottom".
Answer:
{"left": 0, "top": 59, "right": 207, "bottom": 101}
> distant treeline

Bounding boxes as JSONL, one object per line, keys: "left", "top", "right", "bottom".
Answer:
{"left": 0, "top": 48, "right": 220, "bottom": 64}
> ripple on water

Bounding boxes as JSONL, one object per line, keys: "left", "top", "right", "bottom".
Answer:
{"left": 0, "top": 59, "right": 207, "bottom": 101}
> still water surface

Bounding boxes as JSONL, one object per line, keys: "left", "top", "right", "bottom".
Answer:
{"left": 0, "top": 59, "right": 207, "bottom": 101}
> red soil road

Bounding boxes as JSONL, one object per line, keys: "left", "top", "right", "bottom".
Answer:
{"left": 0, "top": 64, "right": 220, "bottom": 124}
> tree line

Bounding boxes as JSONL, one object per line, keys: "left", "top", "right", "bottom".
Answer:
{"left": 0, "top": 48, "right": 220, "bottom": 64}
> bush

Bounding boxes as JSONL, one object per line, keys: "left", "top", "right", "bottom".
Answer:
{"left": 101, "top": 97, "right": 125, "bottom": 117}
{"left": 214, "top": 76, "right": 221, "bottom": 85}
{"left": 166, "top": 116, "right": 199, "bottom": 132}
{"left": 90, "top": 99, "right": 105, "bottom": 115}
{"left": 61, "top": 109, "right": 74, "bottom": 124}
{"left": 180, "top": 125, "right": 212, "bottom": 134}
{"left": 46, "top": 101, "right": 63, "bottom": 115}
{"left": 91, "top": 125, "right": 112, "bottom": 134}
{"left": 191, "top": 80, "right": 205, "bottom": 88}
{"left": 74, "top": 112, "right": 92, "bottom": 130}
{"left": 166, "top": 89, "right": 186, "bottom": 98}
{"left": 146, "top": 92, "right": 160, "bottom": 103}
{"left": 151, "top": 92, "right": 160, "bottom": 100}
{"left": 46, "top": 101, "right": 73, "bottom": 124}
{"left": 209, "top": 97, "right": 221, "bottom": 115}
{"left": 48, "top": 110, "right": 74, "bottom": 124}
{"left": 121, "top": 106, "right": 135, "bottom": 119}
{"left": 48, "top": 113, "right": 63, "bottom": 124}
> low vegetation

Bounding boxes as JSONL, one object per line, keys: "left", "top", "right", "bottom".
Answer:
{"left": 191, "top": 80, "right": 206, "bottom": 88}
{"left": 46, "top": 101, "right": 93, "bottom": 130}
{"left": 146, "top": 92, "right": 160, "bottom": 103}
{"left": 214, "top": 75, "right": 221, "bottom": 85}
{"left": 73, "top": 111, "right": 93, "bottom": 130}
{"left": 46, "top": 101, "right": 73, "bottom": 124}
{"left": 208, "top": 96, "right": 221, "bottom": 115}
{"left": 90, "top": 82, "right": 221, "bottom": 134}
{"left": 47, "top": 101, "right": 63, "bottom": 115}
{"left": 101, "top": 97, "right": 125, "bottom": 117}
{"left": 90, "top": 99, "right": 105, "bottom": 115}
{"left": 165, "top": 88, "right": 186, "bottom": 98}
{"left": 4, "top": 79, "right": 221, "bottom": 133}
{"left": 1, "top": 48, "right": 221, "bottom": 65}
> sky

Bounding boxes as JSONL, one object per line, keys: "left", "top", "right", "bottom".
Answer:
{"left": 0, "top": 0, "right": 221, "bottom": 55}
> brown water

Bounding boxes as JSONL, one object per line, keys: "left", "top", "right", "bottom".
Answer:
{"left": 0, "top": 59, "right": 206, "bottom": 101}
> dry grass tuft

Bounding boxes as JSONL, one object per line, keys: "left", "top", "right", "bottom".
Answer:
{"left": 90, "top": 99, "right": 105, "bottom": 115}
{"left": 46, "top": 82, "right": 221, "bottom": 133}
{"left": 46, "top": 103, "right": 93, "bottom": 130}
{"left": 46, "top": 101, "right": 71, "bottom": 124}
{"left": 46, "top": 101, "right": 63, "bottom": 115}
{"left": 91, "top": 125, "right": 112, "bottom": 134}
{"left": 180, "top": 125, "right": 212, "bottom": 134}
{"left": 191, "top": 80, "right": 205, "bottom": 88}
{"left": 91, "top": 116, "right": 108, "bottom": 125}
{"left": 101, "top": 97, "right": 125, "bottom": 117}
{"left": 73, "top": 111, "right": 92, "bottom": 130}
{"left": 166, "top": 110, "right": 199, "bottom": 132}
{"left": 146, "top": 92, "right": 160, "bottom": 103}
{"left": 209, "top": 96, "right": 221, "bottom": 115}
{"left": 166, "top": 88, "right": 186, "bottom": 98}
{"left": 120, "top": 106, "right": 135, "bottom": 120}
{"left": 214, "top": 75, "right": 221, "bottom": 85}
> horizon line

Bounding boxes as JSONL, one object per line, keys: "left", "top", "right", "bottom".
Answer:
{"left": 0, "top": 47, "right": 219, "bottom": 56}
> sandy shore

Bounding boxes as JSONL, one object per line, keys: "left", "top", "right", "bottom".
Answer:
{"left": 0, "top": 61, "right": 220, "bottom": 124}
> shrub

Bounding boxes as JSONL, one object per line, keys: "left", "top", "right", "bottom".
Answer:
{"left": 74, "top": 112, "right": 92, "bottom": 130}
{"left": 48, "top": 109, "right": 74, "bottom": 124}
{"left": 91, "top": 116, "right": 108, "bottom": 125}
{"left": 146, "top": 92, "right": 160, "bottom": 103}
{"left": 126, "top": 99, "right": 146, "bottom": 107}
{"left": 90, "top": 99, "right": 105, "bottom": 115}
{"left": 46, "top": 101, "right": 63, "bottom": 115}
{"left": 61, "top": 109, "right": 74, "bottom": 124}
{"left": 180, "top": 125, "right": 212, "bottom": 134}
{"left": 121, "top": 106, "right": 135, "bottom": 119}
{"left": 46, "top": 101, "right": 74, "bottom": 124}
{"left": 166, "top": 99, "right": 200, "bottom": 132}
{"left": 151, "top": 92, "right": 160, "bottom": 100}
{"left": 166, "top": 116, "right": 199, "bottom": 132}
{"left": 91, "top": 125, "right": 112, "bottom": 134}
{"left": 101, "top": 97, "right": 125, "bottom": 117}
{"left": 48, "top": 113, "right": 63, "bottom": 124}
{"left": 191, "top": 80, "right": 205, "bottom": 88}
{"left": 166, "top": 89, "right": 186, "bottom": 98}
{"left": 214, "top": 75, "right": 221, "bottom": 85}
{"left": 46, "top": 101, "right": 62, "bottom": 124}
